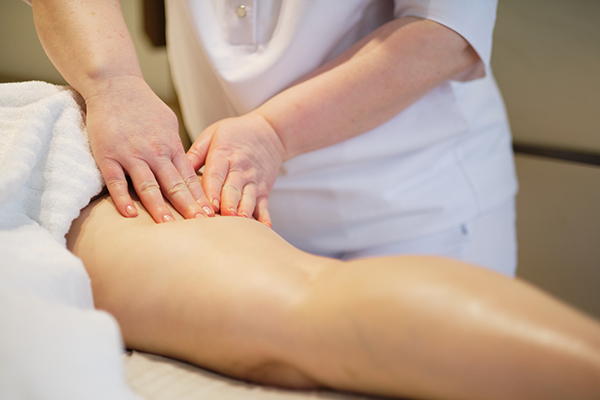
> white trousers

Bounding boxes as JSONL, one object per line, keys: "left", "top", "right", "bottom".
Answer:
{"left": 338, "top": 199, "right": 518, "bottom": 277}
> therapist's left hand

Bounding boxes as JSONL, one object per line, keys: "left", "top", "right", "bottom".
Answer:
{"left": 186, "top": 112, "right": 286, "bottom": 227}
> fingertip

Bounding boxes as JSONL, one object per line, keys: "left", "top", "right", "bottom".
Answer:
{"left": 255, "top": 197, "right": 271, "bottom": 228}
{"left": 211, "top": 198, "right": 220, "bottom": 212}
{"left": 200, "top": 181, "right": 221, "bottom": 214}
{"left": 126, "top": 204, "right": 138, "bottom": 218}
{"left": 104, "top": 172, "right": 137, "bottom": 219}
{"left": 162, "top": 214, "right": 175, "bottom": 223}
{"left": 202, "top": 205, "right": 215, "bottom": 217}
{"left": 113, "top": 193, "right": 137, "bottom": 218}
{"left": 256, "top": 209, "right": 272, "bottom": 228}
{"left": 259, "top": 216, "right": 273, "bottom": 228}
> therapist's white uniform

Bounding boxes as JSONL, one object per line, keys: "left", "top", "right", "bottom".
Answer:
{"left": 165, "top": 0, "right": 519, "bottom": 276}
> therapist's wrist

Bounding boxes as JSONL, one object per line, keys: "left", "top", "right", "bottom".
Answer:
{"left": 78, "top": 73, "right": 148, "bottom": 103}
{"left": 252, "top": 110, "right": 289, "bottom": 163}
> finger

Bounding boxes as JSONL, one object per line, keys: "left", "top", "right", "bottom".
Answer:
{"left": 172, "top": 152, "right": 215, "bottom": 217}
{"left": 127, "top": 163, "right": 175, "bottom": 223}
{"left": 153, "top": 162, "right": 213, "bottom": 219}
{"left": 186, "top": 130, "right": 212, "bottom": 171}
{"left": 237, "top": 183, "right": 257, "bottom": 219}
{"left": 254, "top": 196, "right": 272, "bottom": 228}
{"left": 98, "top": 159, "right": 138, "bottom": 218}
{"left": 202, "top": 153, "right": 230, "bottom": 212}
{"left": 220, "top": 170, "right": 247, "bottom": 216}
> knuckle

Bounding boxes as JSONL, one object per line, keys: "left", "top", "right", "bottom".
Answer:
{"left": 205, "top": 170, "right": 226, "bottom": 183}
{"left": 183, "top": 174, "right": 200, "bottom": 186}
{"left": 166, "top": 180, "right": 188, "bottom": 197}
{"left": 187, "top": 146, "right": 203, "bottom": 159}
{"left": 105, "top": 177, "right": 128, "bottom": 190}
{"left": 146, "top": 141, "right": 174, "bottom": 160}
{"left": 115, "top": 193, "right": 130, "bottom": 203}
{"left": 222, "top": 184, "right": 242, "bottom": 196}
{"left": 138, "top": 180, "right": 161, "bottom": 195}
{"left": 171, "top": 146, "right": 186, "bottom": 160}
{"left": 257, "top": 182, "right": 271, "bottom": 194}
{"left": 241, "top": 187, "right": 256, "bottom": 198}
{"left": 152, "top": 147, "right": 171, "bottom": 160}
{"left": 237, "top": 159, "right": 254, "bottom": 172}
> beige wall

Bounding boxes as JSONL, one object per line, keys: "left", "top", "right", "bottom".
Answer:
{"left": 1, "top": 1, "right": 599, "bottom": 318}
{"left": 514, "top": 155, "right": 600, "bottom": 318}
{"left": 493, "top": 0, "right": 600, "bottom": 319}
{"left": 492, "top": 0, "right": 600, "bottom": 153}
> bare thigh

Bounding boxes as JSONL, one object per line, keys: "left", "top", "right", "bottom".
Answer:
{"left": 67, "top": 191, "right": 600, "bottom": 399}
{"left": 67, "top": 192, "right": 336, "bottom": 386}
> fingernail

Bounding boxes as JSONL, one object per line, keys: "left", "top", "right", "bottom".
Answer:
{"left": 203, "top": 206, "right": 214, "bottom": 217}
{"left": 228, "top": 208, "right": 237, "bottom": 216}
{"left": 163, "top": 215, "right": 174, "bottom": 223}
{"left": 195, "top": 213, "right": 205, "bottom": 219}
{"left": 239, "top": 212, "right": 249, "bottom": 218}
{"left": 126, "top": 205, "right": 137, "bottom": 217}
{"left": 212, "top": 199, "right": 219, "bottom": 211}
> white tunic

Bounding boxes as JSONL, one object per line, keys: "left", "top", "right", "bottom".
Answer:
{"left": 165, "top": 0, "right": 518, "bottom": 255}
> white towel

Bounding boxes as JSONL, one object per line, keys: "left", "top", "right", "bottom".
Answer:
{"left": 0, "top": 80, "right": 104, "bottom": 244}
{"left": 0, "top": 81, "right": 142, "bottom": 400}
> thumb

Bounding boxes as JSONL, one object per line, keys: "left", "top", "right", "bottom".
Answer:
{"left": 186, "top": 134, "right": 211, "bottom": 171}
{"left": 187, "top": 123, "right": 219, "bottom": 170}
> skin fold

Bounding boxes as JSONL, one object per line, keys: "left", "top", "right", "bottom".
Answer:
{"left": 66, "top": 182, "right": 600, "bottom": 400}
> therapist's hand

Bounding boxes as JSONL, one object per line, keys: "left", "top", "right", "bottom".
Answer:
{"left": 186, "top": 112, "right": 286, "bottom": 227}
{"left": 85, "top": 76, "right": 215, "bottom": 223}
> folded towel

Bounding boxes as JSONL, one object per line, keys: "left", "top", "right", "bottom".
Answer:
{"left": 0, "top": 81, "right": 142, "bottom": 400}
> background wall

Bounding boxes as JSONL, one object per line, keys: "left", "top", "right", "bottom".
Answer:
{"left": 493, "top": 0, "right": 600, "bottom": 153}
{"left": 1, "top": 1, "right": 599, "bottom": 318}
{"left": 492, "top": 0, "right": 600, "bottom": 319}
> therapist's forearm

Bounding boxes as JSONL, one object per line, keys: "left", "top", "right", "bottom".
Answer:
{"left": 32, "top": 0, "right": 142, "bottom": 99}
{"left": 32, "top": 0, "right": 213, "bottom": 224}
{"left": 256, "top": 17, "right": 480, "bottom": 160}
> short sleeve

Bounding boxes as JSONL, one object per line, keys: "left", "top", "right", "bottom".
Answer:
{"left": 394, "top": 0, "right": 498, "bottom": 81}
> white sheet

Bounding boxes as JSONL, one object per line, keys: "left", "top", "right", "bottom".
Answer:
{"left": 125, "top": 351, "right": 376, "bottom": 400}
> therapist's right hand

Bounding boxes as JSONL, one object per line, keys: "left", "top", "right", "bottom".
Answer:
{"left": 84, "top": 76, "right": 215, "bottom": 223}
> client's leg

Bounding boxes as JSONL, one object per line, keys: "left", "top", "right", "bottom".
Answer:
{"left": 67, "top": 193, "right": 600, "bottom": 400}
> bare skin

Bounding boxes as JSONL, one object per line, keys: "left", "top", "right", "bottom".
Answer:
{"left": 66, "top": 183, "right": 600, "bottom": 400}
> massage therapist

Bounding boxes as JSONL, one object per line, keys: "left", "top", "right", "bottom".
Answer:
{"left": 29, "top": 0, "right": 518, "bottom": 275}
